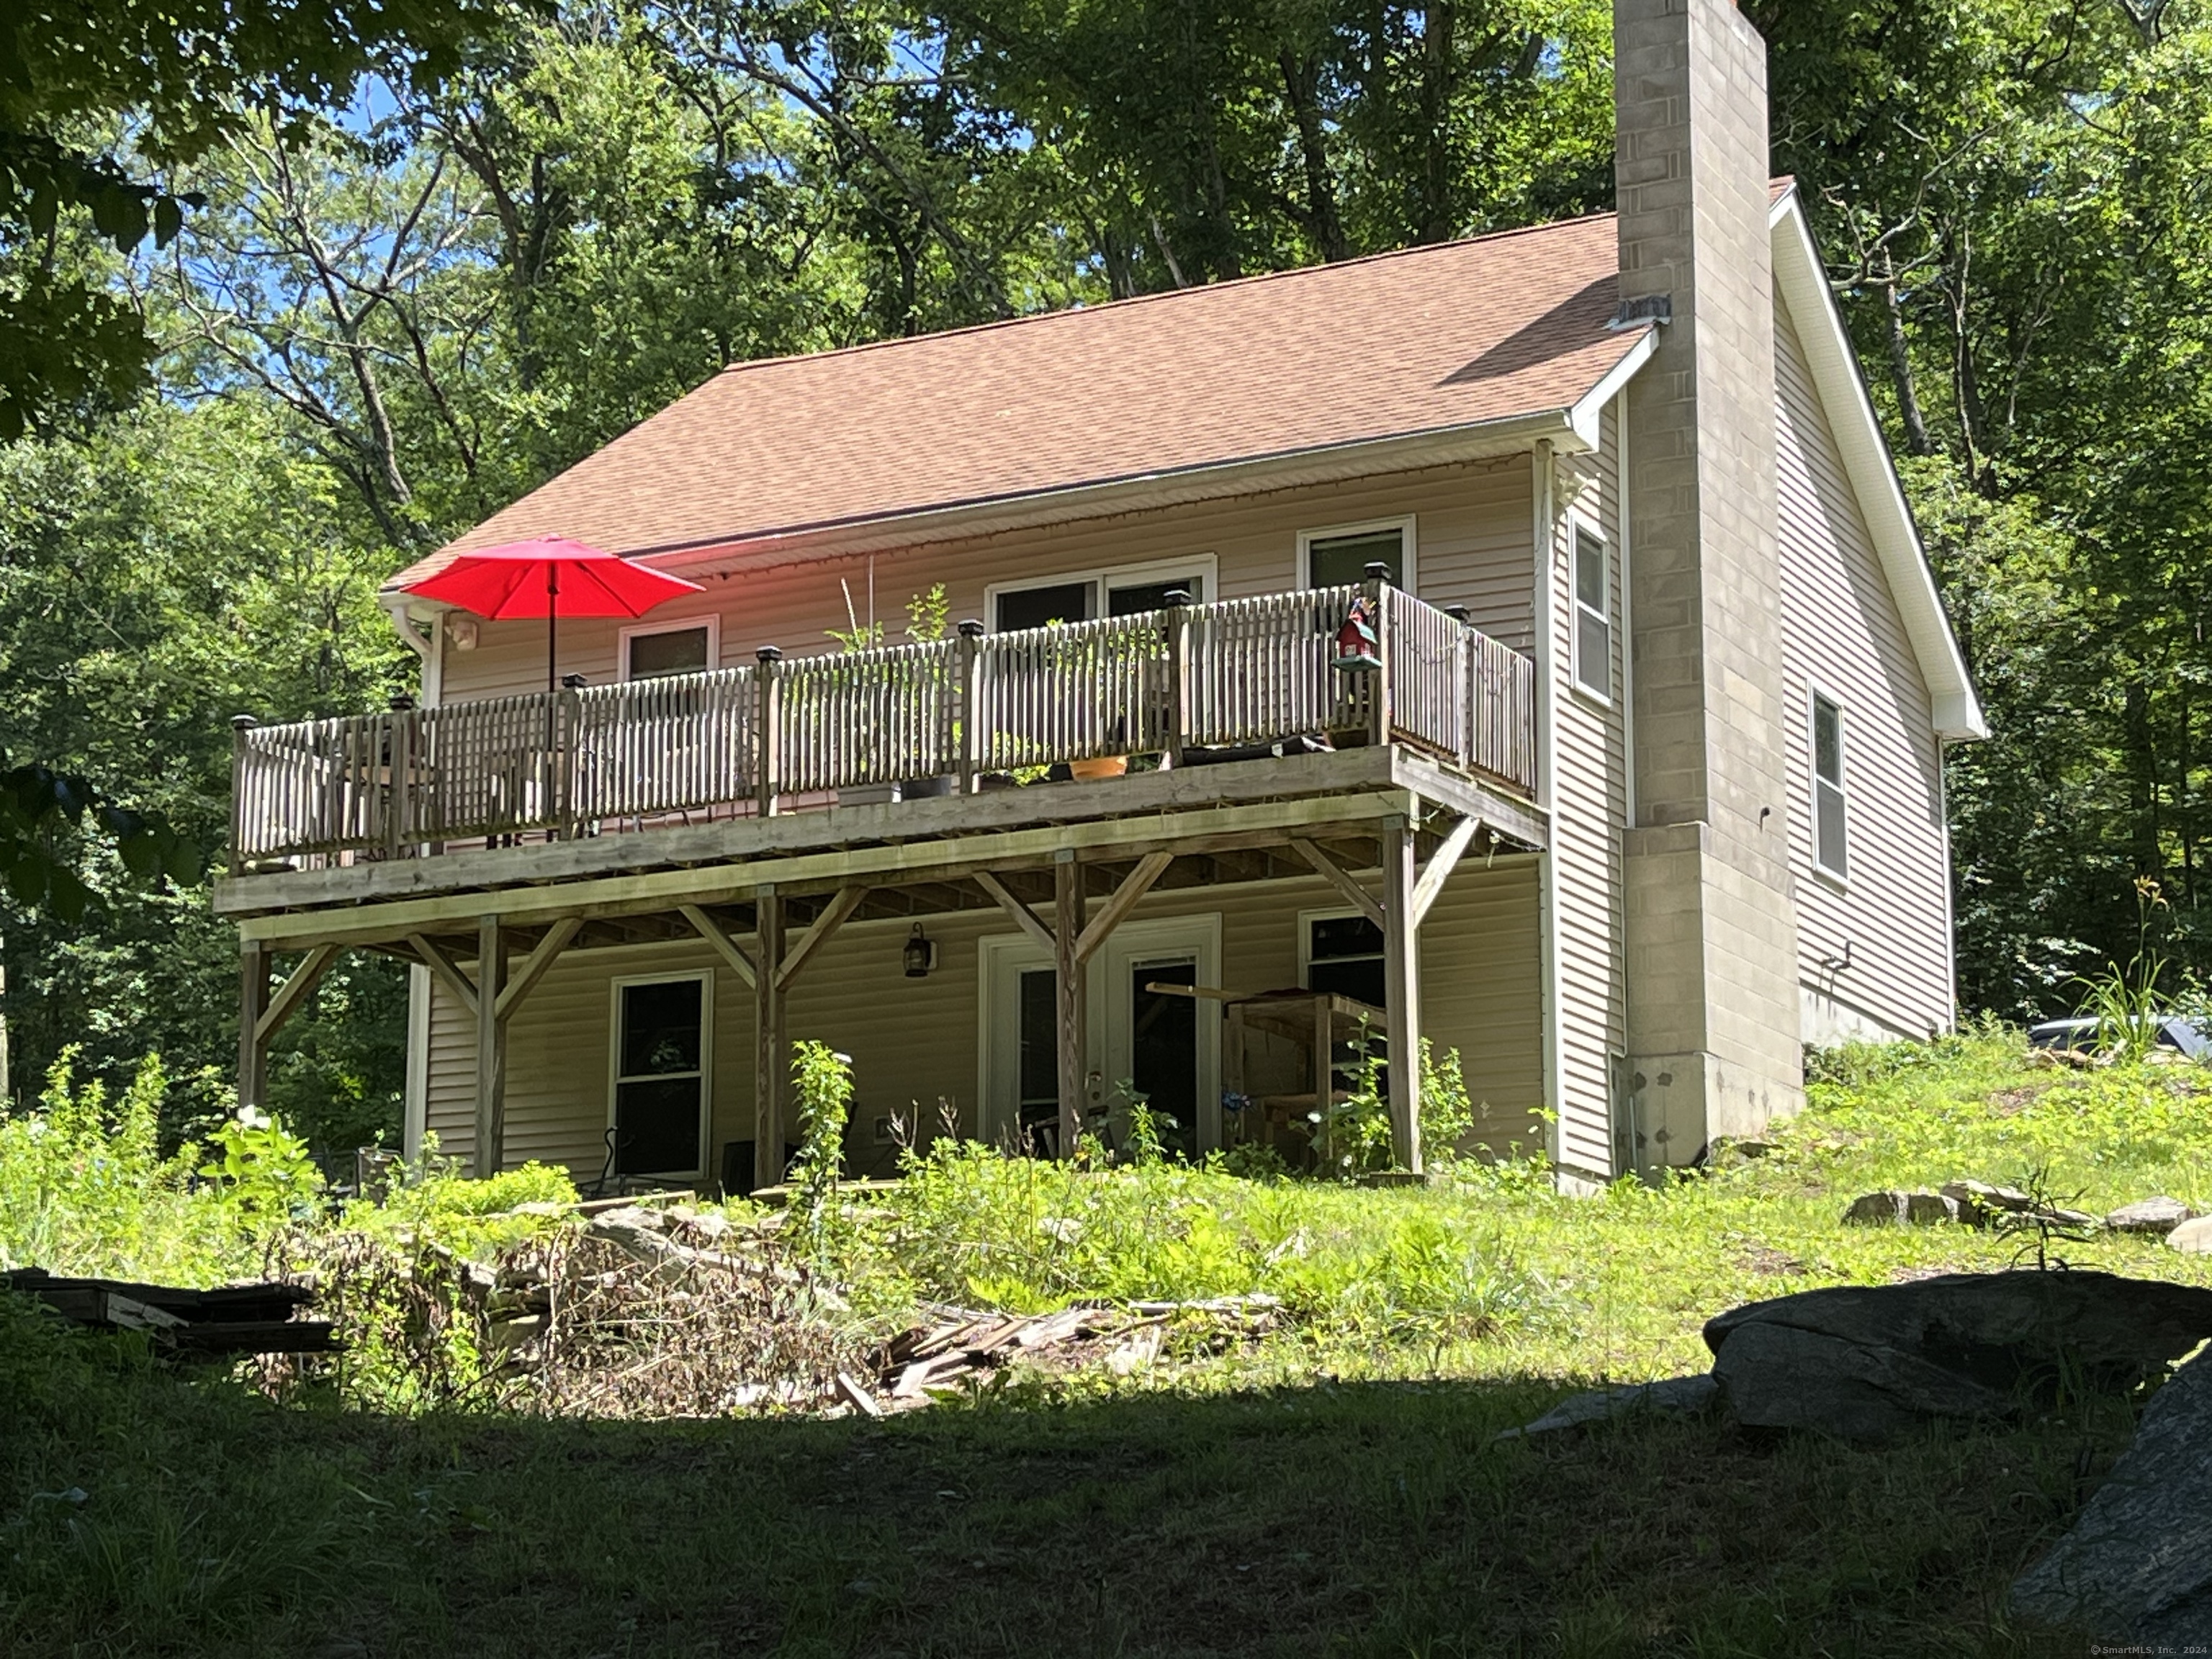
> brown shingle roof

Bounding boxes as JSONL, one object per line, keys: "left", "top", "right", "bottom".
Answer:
{"left": 390, "top": 210, "right": 1645, "bottom": 590}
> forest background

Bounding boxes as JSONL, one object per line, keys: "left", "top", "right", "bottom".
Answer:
{"left": 2, "top": 0, "right": 2205, "bottom": 1157}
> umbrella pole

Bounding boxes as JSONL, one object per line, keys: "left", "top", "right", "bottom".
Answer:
{"left": 545, "top": 568, "right": 559, "bottom": 761}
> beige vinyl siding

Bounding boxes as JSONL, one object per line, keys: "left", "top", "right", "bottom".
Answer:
{"left": 1543, "top": 412, "right": 1628, "bottom": 1178}
{"left": 423, "top": 862, "right": 1545, "bottom": 1176}
{"left": 1773, "top": 301, "right": 1954, "bottom": 1040}
{"left": 433, "top": 462, "right": 1535, "bottom": 703}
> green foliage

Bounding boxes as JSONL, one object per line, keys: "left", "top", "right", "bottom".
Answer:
{"left": 196, "top": 1106, "right": 323, "bottom": 1224}
{"left": 1418, "top": 1038, "right": 1475, "bottom": 1161}
{"left": 0, "top": 0, "right": 510, "bottom": 439}
{"left": 1308, "top": 1022, "right": 1395, "bottom": 1177}
{"left": 789, "top": 1040, "right": 855, "bottom": 1209}
{"left": 839, "top": 1135, "right": 1554, "bottom": 1342}
{"left": 2072, "top": 876, "right": 2173, "bottom": 1059}
{"left": 0, "top": 1051, "right": 249, "bottom": 1282}
{"left": 905, "top": 583, "right": 950, "bottom": 644}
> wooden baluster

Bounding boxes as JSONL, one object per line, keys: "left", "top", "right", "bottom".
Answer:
{"left": 957, "top": 621, "right": 984, "bottom": 791}
{"left": 755, "top": 647, "right": 782, "bottom": 817}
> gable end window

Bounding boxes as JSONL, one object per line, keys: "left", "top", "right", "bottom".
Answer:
{"left": 1812, "top": 691, "right": 1848, "bottom": 881}
{"left": 1572, "top": 526, "right": 1611, "bottom": 701}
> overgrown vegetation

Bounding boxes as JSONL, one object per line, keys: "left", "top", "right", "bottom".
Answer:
{"left": 4, "top": 1028, "right": 2199, "bottom": 1654}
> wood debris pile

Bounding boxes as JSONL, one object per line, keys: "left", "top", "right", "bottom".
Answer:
{"left": 4, "top": 1266, "right": 336, "bottom": 1355}
{"left": 842, "top": 1293, "right": 1285, "bottom": 1416}
{"left": 284, "top": 1197, "right": 1285, "bottom": 1420}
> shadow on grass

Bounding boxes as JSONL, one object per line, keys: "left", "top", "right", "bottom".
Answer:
{"left": 1, "top": 1327, "right": 2113, "bottom": 1659}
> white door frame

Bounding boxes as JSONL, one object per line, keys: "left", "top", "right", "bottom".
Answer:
{"left": 606, "top": 968, "right": 714, "bottom": 1181}
{"left": 976, "top": 913, "right": 1223, "bottom": 1150}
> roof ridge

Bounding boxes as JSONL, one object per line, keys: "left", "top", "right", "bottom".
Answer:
{"left": 709, "top": 208, "right": 1624, "bottom": 382}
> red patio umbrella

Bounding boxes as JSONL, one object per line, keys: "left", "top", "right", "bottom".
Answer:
{"left": 400, "top": 535, "right": 706, "bottom": 695}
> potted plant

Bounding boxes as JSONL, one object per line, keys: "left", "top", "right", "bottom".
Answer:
{"left": 830, "top": 583, "right": 956, "bottom": 806}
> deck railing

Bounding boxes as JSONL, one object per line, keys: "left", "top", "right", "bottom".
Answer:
{"left": 230, "top": 583, "right": 1537, "bottom": 868}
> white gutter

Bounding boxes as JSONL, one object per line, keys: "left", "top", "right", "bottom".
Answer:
{"left": 1568, "top": 328, "right": 1657, "bottom": 449}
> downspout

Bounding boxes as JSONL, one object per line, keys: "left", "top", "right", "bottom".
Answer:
{"left": 1612, "top": 390, "right": 1642, "bottom": 1179}
{"left": 383, "top": 596, "right": 444, "bottom": 709}
{"left": 1614, "top": 391, "right": 1637, "bottom": 833}
{"left": 1938, "top": 743, "right": 1959, "bottom": 1035}
{"left": 1532, "top": 441, "right": 1567, "bottom": 1180}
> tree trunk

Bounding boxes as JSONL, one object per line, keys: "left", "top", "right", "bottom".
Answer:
{"left": 2126, "top": 677, "right": 2164, "bottom": 884}
{"left": 1280, "top": 52, "right": 1350, "bottom": 263}
{"left": 1419, "top": 0, "right": 1457, "bottom": 244}
{"left": 1880, "top": 251, "right": 1934, "bottom": 457}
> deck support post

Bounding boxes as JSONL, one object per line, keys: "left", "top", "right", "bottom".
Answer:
{"left": 1380, "top": 814, "right": 1423, "bottom": 1174}
{"left": 753, "top": 886, "right": 787, "bottom": 1192}
{"left": 238, "top": 940, "right": 271, "bottom": 1110}
{"left": 1053, "top": 852, "right": 1085, "bottom": 1158}
{"left": 473, "top": 914, "right": 506, "bottom": 1177}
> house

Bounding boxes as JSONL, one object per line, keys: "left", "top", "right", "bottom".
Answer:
{"left": 216, "top": 0, "right": 1984, "bottom": 1193}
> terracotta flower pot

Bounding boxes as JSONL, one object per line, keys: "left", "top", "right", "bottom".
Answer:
{"left": 1069, "top": 755, "right": 1130, "bottom": 781}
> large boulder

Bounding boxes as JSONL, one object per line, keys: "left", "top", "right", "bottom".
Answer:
{"left": 1703, "top": 1272, "right": 2212, "bottom": 1443}
{"left": 2171, "top": 1216, "right": 2212, "bottom": 1255}
{"left": 2010, "top": 1345, "right": 2212, "bottom": 1642}
{"left": 1842, "top": 1190, "right": 1962, "bottom": 1227}
{"left": 2108, "top": 1196, "right": 2196, "bottom": 1236}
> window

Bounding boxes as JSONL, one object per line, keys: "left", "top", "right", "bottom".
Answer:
{"left": 1302, "top": 518, "right": 1414, "bottom": 590}
{"left": 1015, "top": 967, "right": 1060, "bottom": 1150}
{"left": 610, "top": 974, "right": 710, "bottom": 1177}
{"left": 1812, "top": 691, "right": 1848, "bottom": 881}
{"left": 995, "top": 582, "right": 1092, "bottom": 632}
{"left": 1572, "top": 525, "right": 1611, "bottom": 701}
{"left": 986, "top": 558, "right": 1213, "bottom": 633}
{"left": 1305, "top": 913, "right": 1387, "bottom": 1010}
{"left": 621, "top": 619, "right": 716, "bottom": 680}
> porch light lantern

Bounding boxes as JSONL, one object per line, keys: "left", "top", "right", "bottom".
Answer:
{"left": 903, "top": 923, "right": 936, "bottom": 979}
{"left": 1332, "top": 593, "right": 1382, "bottom": 673}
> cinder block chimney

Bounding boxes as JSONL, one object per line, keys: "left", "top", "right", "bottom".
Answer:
{"left": 1614, "top": 0, "right": 1804, "bottom": 1165}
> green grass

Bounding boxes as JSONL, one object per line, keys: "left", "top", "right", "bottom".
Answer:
{"left": 4, "top": 1025, "right": 2208, "bottom": 1655}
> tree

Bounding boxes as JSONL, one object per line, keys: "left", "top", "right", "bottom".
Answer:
{"left": 1, "top": 0, "right": 516, "bottom": 439}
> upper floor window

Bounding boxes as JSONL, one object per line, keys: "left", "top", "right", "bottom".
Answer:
{"left": 988, "top": 557, "right": 1214, "bottom": 633}
{"left": 1812, "top": 690, "right": 1848, "bottom": 881}
{"left": 1573, "top": 525, "right": 1611, "bottom": 701}
{"left": 1302, "top": 517, "right": 1414, "bottom": 590}
{"left": 622, "top": 619, "right": 716, "bottom": 680}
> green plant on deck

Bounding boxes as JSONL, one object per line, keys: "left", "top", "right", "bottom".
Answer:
{"left": 2070, "top": 876, "right": 2171, "bottom": 1060}
{"left": 905, "top": 583, "right": 949, "bottom": 644}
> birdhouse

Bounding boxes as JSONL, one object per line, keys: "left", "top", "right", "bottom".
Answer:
{"left": 1332, "top": 595, "right": 1382, "bottom": 673}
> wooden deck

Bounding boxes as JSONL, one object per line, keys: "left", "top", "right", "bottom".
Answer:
{"left": 219, "top": 582, "right": 1543, "bottom": 1187}
{"left": 228, "top": 582, "right": 1537, "bottom": 876}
